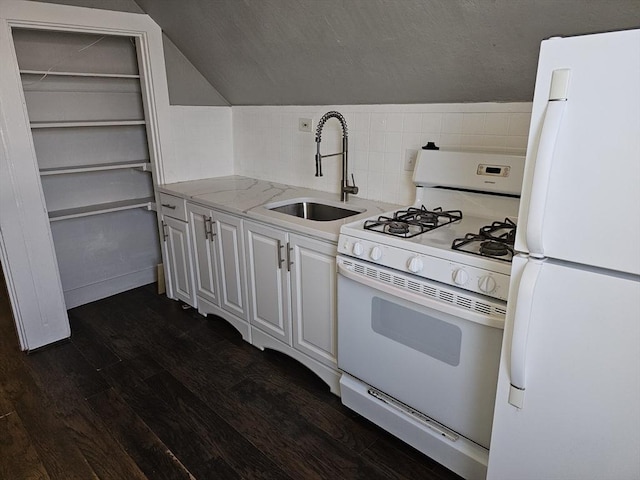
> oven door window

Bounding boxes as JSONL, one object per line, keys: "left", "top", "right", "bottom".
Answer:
{"left": 371, "top": 296, "right": 462, "bottom": 366}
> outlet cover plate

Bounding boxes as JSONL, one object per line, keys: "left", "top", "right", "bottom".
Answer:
{"left": 298, "top": 118, "right": 312, "bottom": 133}
{"left": 404, "top": 149, "right": 418, "bottom": 171}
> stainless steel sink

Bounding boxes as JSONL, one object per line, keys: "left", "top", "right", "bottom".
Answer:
{"left": 266, "top": 199, "right": 363, "bottom": 221}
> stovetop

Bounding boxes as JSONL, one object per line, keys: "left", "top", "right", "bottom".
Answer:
{"left": 338, "top": 203, "right": 517, "bottom": 301}
{"left": 363, "top": 206, "right": 463, "bottom": 239}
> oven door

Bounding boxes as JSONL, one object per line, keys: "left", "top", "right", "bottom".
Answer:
{"left": 337, "top": 256, "right": 504, "bottom": 449}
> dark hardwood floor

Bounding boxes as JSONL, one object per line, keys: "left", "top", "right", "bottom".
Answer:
{"left": 0, "top": 278, "right": 463, "bottom": 480}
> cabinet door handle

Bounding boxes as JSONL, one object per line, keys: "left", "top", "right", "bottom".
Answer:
{"left": 161, "top": 203, "right": 177, "bottom": 210}
{"left": 286, "top": 242, "right": 293, "bottom": 272}
{"left": 161, "top": 221, "right": 168, "bottom": 241}
{"left": 203, "top": 216, "right": 211, "bottom": 240}
{"left": 276, "top": 240, "right": 284, "bottom": 269}
{"left": 207, "top": 217, "right": 216, "bottom": 241}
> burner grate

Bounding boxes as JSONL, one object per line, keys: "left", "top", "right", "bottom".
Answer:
{"left": 451, "top": 218, "right": 516, "bottom": 262}
{"left": 364, "top": 206, "right": 463, "bottom": 238}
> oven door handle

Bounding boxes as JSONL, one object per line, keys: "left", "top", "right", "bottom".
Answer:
{"left": 337, "top": 263, "right": 504, "bottom": 329}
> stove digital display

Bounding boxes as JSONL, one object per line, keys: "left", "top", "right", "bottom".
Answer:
{"left": 477, "top": 164, "right": 510, "bottom": 177}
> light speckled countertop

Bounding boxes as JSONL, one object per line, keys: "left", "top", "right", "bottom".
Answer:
{"left": 159, "top": 176, "right": 400, "bottom": 242}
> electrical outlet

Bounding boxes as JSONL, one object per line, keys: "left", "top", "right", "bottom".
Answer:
{"left": 298, "top": 118, "right": 312, "bottom": 133}
{"left": 404, "top": 149, "right": 418, "bottom": 171}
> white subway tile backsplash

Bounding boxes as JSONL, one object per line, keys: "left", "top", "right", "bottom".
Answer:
{"left": 368, "top": 151, "right": 385, "bottom": 173}
{"left": 508, "top": 112, "right": 532, "bottom": 136}
{"left": 384, "top": 152, "right": 402, "bottom": 173}
{"left": 354, "top": 112, "right": 370, "bottom": 131}
{"left": 402, "top": 132, "right": 423, "bottom": 150}
{"left": 370, "top": 113, "right": 387, "bottom": 132}
{"left": 483, "top": 112, "right": 510, "bottom": 135}
{"left": 368, "top": 134, "right": 385, "bottom": 153}
{"left": 232, "top": 102, "right": 531, "bottom": 205}
{"left": 384, "top": 132, "right": 402, "bottom": 153}
{"left": 421, "top": 113, "right": 443, "bottom": 133}
{"left": 442, "top": 113, "right": 464, "bottom": 134}
{"left": 386, "top": 113, "right": 404, "bottom": 132}
{"left": 402, "top": 113, "right": 422, "bottom": 133}
{"left": 462, "top": 113, "right": 485, "bottom": 135}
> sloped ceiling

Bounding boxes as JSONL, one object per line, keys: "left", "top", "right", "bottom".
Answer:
{"left": 32, "top": 0, "right": 640, "bottom": 106}
{"left": 132, "top": 0, "right": 640, "bottom": 105}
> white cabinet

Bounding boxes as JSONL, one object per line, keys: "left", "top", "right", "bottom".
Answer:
{"left": 244, "top": 221, "right": 291, "bottom": 343}
{"left": 215, "top": 211, "right": 248, "bottom": 322}
{"left": 244, "top": 220, "right": 340, "bottom": 393}
{"left": 289, "top": 233, "right": 337, "bottom": 368}
{"left": 186, "top": 202, "right": 249, "bottom": 341}
{"left": 161, "top": 194, "right": 196, "bottom": 307}
{"left": 187, "top": 203, "right": 219, "bottom": 306}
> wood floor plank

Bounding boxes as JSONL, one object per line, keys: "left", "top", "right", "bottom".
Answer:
{"left": 68, "top": 312, "right": 122, "bottom": 371}
{"left": 0, "top": 410, "right": 51, "bottom": 480}
{"left": 100, "top": 358, "right": 235, "bottom": 479}
{"left": 144, "top": 370, "right": 296, "bottom": 480}
{"left": 362, "top": 432, "right": 462, "bottom": 480}
{"left": 226, "top": 376, "right": 409, "bottom": 480}
{"left": 23, "top": 345, "right": 148, "bottom": 480}
{"left": 0, "top": 369, "right": 98, "bottom": 480}
{"left": 25, "top": 342, "right": 110, "bottom": 412}
{"left": 246, "top": 358, "right": 380, "bottom": 454}
{"left": 0, "top": 383, "right": 12, "bottom": 416}
{"left": 87, "top": 387, "right": 196, "bottom": 480}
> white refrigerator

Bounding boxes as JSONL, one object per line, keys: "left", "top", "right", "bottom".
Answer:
{"left": 487, "top": 29, "right": 640, "bottom": 480}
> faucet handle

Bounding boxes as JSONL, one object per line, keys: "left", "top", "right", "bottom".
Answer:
{"left": 345, "top": 173, "right": 359, "bottom": 195}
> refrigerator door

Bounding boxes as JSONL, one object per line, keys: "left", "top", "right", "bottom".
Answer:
{"left": 487, "top": 255, "right": 640, "bottom": 480}
{"left": 516, "top": 29, "right": 640, "bottom": 275}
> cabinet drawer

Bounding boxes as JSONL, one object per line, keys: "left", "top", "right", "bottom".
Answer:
{"left": 159, "top": 193, "right": 187, "bottom": 221}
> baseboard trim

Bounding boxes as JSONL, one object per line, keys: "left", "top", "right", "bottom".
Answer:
{"left": 63, "top": 267, "right": 157, "bottom": 309}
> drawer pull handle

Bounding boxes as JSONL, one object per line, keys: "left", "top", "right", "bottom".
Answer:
{"left": 286, "top": 243, "right": 293, "bottom": 271}
{"left": 277, "top": 240, "right": 284, "bottom": 269}
{"left": 161, "top": 203, "right": 177, "bottom": 209}
{"left": 207, "top": 217, "right": 216, "bottom": 241}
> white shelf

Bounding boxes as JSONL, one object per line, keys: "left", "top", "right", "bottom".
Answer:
{"left": 20, "top": 69, "right": 140, "bottom": 79}
{"left": 48, "top": 197, "right": 155, "bottom": 222}
{"left": 40, "top": 160, "right": 151, "bottom": 176}
{"left": 31, "top": 120, "right": 146, "bottom": 129}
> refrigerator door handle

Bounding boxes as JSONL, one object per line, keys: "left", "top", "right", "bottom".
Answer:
{"left": 508, "top": 258, "right": 543, "bottom": 408}
{"left": 525, "top": 69, "right": 570, "bottom": 257}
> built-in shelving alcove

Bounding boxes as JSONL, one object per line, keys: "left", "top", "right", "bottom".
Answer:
{"left": 13, "top": 28, "right": 161, "bottom": 309}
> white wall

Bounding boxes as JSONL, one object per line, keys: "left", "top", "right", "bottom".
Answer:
{"left": 166, "top": 105, "right": 234, "bottom": 183}
{"left": 233, "top": 103, "right": 532, "bottom": 205}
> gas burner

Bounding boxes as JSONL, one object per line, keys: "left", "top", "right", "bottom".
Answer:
{"left": 364, "top": 206, "right": 463, "bottom": 238}
{"left": 451, "top": 218, "right": 517, "bottom": 262}
{"left": 480, "top": 240, "right": 510, "bottom": 257}
{"left": 386, "top": 221, "right": 410, "bottom": 234}
{"left": 480, "top": 218, "right": 517, "bottom": 243}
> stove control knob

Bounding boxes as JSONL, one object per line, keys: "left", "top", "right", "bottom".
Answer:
{"left": 407, "top": 256, "right": 423, "bottom": 273}
{"left": 370, "top": 246, "right": 383, "bottom": 261}
{"left": 452, "top": 268, "right": 469, "bottom": 286}
{"left": 352, "top": 242, "right": 364, "bottom": 256}
{"left": 478, "top": 275, "right": 497, "bottom": 294}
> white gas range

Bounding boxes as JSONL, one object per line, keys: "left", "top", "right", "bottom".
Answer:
{"left": 336, "top": 148, "right": 525, "bottom": 480}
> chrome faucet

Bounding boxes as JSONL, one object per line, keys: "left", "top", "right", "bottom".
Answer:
{"left": 315, "top": 111, "right": 359, "bottom": 202}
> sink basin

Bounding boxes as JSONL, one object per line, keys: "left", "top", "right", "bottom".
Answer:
{"left": 266, "top": 199, "right": 363, "bottom": 222}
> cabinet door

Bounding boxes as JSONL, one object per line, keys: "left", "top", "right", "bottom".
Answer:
{"left": 214, "top": 211, "right": 247, "bottom": 320}
{"left": 289, "top": 233, "right": 338, "bottom": 367}
{"left": 187, "top": 203, "right": 218, "bottom": 306}
{"left": 244, "top": 221, "right": 290, "bottom": 343}
{"left": 163, "top": 216, "right": 196, "bottom": 306}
